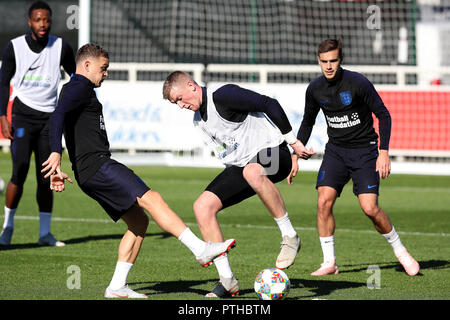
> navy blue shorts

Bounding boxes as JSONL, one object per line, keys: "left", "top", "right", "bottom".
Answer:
{"left": 317, "top": 143, "right": 380, "bottom": 197}
{"left": 206, "top": 142, "right": 292, "bottom": 209}
{"left": 79, "top": 159, "right": 150, "bottom": 222}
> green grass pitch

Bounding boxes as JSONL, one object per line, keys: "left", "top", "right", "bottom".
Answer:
{"left": 0, "top": 152, "right": 449, "bottom": 301}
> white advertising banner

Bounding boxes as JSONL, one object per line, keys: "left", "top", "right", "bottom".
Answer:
{"left": 95, "top": 81, "right": 204, "bottom": 151}
{"left": 95, "top": 82, "right": 328, "bottom": 153}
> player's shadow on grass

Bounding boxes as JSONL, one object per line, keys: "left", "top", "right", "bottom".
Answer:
{"left": 287, "top": 278, "right": 367, "bottom": 300}
{"left": 129, "top": 278, "right": 369, "bottom": 300}
{"left": 129, "top": 279, "right": 222, "bottom": 297}
{"left": 130, "top": 279, "right": 268, "bottom": 298}
{"left": 127, "top": 260, "right": 449, "bottom": 299}
{"left": 0, "top": 232, "right": 172, "bottom": 250}
{"left": 63, "top": 231, "right": 172, "bottom": 245}
{"left": 0, "top": 243, "right": 41, "bottom": 250}
{"left": 337, "top": 259, "right": 450, "bottom": 275}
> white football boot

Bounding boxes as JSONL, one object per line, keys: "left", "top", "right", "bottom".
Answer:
{"left": 276, "top": 234, "right": 301, "bottom": 269}
{"left": 104, "top": 285, "right": 148, "bottom": 299}
{"left": 196, "top": 239, "right": 236, "bottom": 267}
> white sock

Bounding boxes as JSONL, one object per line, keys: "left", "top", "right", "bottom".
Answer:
{"left": 3, "top": 206, "right": 16, "bottom": 229}
{"left": 109, "top": 261, "right": 133, "bottom": 290}
{"left": 177, "top": 228, "right": 206, "bottom": 257}
{"left": 319, "top": 236, "right": 335, "bottom": 262}
{"left": 382, "top": 226, "right": 405, "bottom": 254}
{"left": 274, "top": 212, "right": 297, "bottom": 238}
{"left": 214, "top": 254, "right": 234, "bottom": 279}
{"left": 39, "top": 212, "right": 52, "bottom": 237}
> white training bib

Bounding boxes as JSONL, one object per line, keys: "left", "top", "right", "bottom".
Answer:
{"left": 10, "top": 35, "right": 62, "bottom": 113}
{"left": 194, "top": 88, "right": 284, "bottom": 167}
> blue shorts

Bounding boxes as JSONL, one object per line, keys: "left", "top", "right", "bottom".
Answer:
{"left": 79, "top": 158, "right": 150, "bottom": 222}
{"left": 317, "top": 143, "right": 380, "bottom": 197}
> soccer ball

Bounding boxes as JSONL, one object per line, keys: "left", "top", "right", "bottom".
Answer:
{"left": 254, "top": 267, "right": 290, "bottom": 300}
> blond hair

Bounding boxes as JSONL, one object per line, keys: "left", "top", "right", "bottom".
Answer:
{"left": 162, "top": 71, "right": 196, "bottom": 100}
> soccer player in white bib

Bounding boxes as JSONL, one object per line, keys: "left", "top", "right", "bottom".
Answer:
{"left": 163, "top": 71, "right": 314, "bottom": 297}
{"left": 0, "top": 1, "right": 75, "bottom": 246}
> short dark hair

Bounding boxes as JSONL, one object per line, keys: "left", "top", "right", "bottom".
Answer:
{"left": 318, "top": 38, "right": 343, "bottom": 61}
{"left": 76, "top": 43, "right": 109, "bottom": 64}
{"left": 28, "top": 1, "right": 52, "bottom": 18}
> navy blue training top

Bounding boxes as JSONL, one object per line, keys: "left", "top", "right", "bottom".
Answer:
{"left": 200, "top": 84, "right": 293, "bottom": 135}
{"left": 49, "top": 73, "right": 110, "bottom": 184}
{"left": 297, "top": 67, "right": 391, "bottom": 150}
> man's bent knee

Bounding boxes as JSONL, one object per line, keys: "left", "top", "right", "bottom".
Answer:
{"left": 138, "top": 190, "right": 163, "bottom": 209}
{"left": 317, "top": 196, "right": 334, "bottom": 213}
{"left": 361, "top": 204, "right": 381, "bottom": 218}
{"left": 193, "top": 193, "right": 221, "bottom": 222}
{"left": 193, "top": 199, "right": 214, "bottom": 220}
{"left": 358, "top": 194, "right": 381, "bottom": 218}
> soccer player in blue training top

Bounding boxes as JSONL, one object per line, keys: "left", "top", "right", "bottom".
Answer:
{"left": 163, "top": 71, "right": 315, "bottom": 297}
{"left": 290, "top": 38, "right": 419, "bottom": 276}
{"left": 41, "top": 43, "right": 236, "bottom": 299}
{"left": 0, "top": 1, "right": 75, "bottom": 247}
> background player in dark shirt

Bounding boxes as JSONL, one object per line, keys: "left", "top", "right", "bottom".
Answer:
{"left": 290, "top": 39, "right": 419, "bottom": 276}
{"left": 0, "top": 1, "right": 75, "bottom": 246}
{"left": 42, "top": 43, "right": 235, "bottom": 299}
{"left": 163, "top": 71, "right": 314, "bottom": 297}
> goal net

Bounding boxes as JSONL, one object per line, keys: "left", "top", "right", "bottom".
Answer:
{"left": 90, "top": 0, "right": 418, "bottom": 66}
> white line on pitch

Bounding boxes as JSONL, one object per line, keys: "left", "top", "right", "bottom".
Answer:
{"left": 6, "top": 215, "right": 450, "bottom": 238}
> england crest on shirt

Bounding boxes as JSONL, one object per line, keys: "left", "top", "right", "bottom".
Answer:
{"left": 339, "top": 91, "right": 352, "bottom": 106}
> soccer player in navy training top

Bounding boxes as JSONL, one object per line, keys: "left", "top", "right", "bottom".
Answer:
{"left": 290, "top": 39, "right": 419, "bottom": 276}
{"left": 163, "top": 71, "right": 315, "bottom": 297}
{"left": 0, "top": 1, "right": 75, "bottom": 247}
{"left": 41, "top": 43, "right": 235, "bottom": 299}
